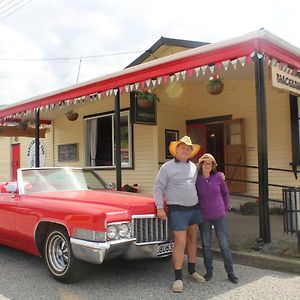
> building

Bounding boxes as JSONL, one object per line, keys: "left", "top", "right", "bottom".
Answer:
{"left": 1, "top": 29, "right": 300, "bottom": 242}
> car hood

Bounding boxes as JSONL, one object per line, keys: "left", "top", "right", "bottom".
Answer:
{"left": 25, "top": 190, "right": 157, "bottom": 218}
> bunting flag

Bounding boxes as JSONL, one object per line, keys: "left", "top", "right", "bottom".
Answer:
{"left": 175, "top": 72, "right": 181, "bottom": 82}
{"left": 222, "top": 60, "right": 230, "bottom": 71}
{"left": 181, "top": 70, "right": 186, "bottom": 80}
{"left": 238, "top": 57, "right": 246, "bottom": 67}
{"left": 157, "top": 76, "right": 162, "bottom": 85}
{"left": 170, "top": 74, "right": 175, "bottom": 83}
{"left": 201, "top": 65, "right": 208, "bottom": 76}
{"left": 194, "top": 67, "right": 201, "bottom": 77}
{"left": 231, "top": 59, "right": 238, "bottom": 70}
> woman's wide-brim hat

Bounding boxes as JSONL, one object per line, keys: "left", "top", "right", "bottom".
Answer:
{"left": 198, "top": 153, "right": 217, "bottom": 167}
{"left": 169, "top": 136, "right": 201, "bottom": 159}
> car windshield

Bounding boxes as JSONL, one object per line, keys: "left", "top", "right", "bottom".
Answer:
{"left": 19, "top": 168, "right": 107, "bottom": 194}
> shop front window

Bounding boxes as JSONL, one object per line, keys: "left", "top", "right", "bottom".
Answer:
{"left": 85, "top": 111, "right": 132, "bottom": 168}
{"left": 290, "top": 95, "right": 300, "bottom": 166}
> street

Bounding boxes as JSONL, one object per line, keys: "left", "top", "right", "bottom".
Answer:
{"left": 0, "top": 245, "right": 299, "bottom": 300}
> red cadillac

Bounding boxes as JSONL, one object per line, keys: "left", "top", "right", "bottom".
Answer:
{"left": 0, "top": 167, "right": 173, "bottom": 283}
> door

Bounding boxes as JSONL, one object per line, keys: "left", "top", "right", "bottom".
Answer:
{"left": 0, "top": 190, "right": 17, "bottom": 244}
{"left": 224, "top": 119, "right": 246, "bottom": 193}
{"left": 187, "top": 124, "right": 207, "bottom": 163}
{"left": 11, "top": 144, "right": 20, "bottom": 181}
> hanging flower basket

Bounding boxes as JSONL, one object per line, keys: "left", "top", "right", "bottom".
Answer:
{"left": 65, "top": 110, "right": 79, "bottom": 121}
{"left": 135, "top": 90, "right": 159, "bottom": 108}
{"left": 18, "top": 121, "right": 28, "bottom": 130}
{"left": 207, "top": 74, "right": 224, "bottom": 95}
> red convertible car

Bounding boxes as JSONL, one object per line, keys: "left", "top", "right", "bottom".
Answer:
{"left": 0, "top": 167, "right": 173, "bottom": 283}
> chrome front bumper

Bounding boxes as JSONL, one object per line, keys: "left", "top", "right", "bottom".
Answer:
{"left": 70, "top": 237, "right": 171, "bottom": 264}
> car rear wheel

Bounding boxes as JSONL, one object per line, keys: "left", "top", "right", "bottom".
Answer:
{"left": 44, "top": 227, "right": 88, "bottom": 283}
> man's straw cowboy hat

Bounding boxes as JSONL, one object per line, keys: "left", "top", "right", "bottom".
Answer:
{"left": 169, "top": 136, "right": 200, "bottom": 159}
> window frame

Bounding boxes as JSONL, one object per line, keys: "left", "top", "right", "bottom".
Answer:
{"left": 290, "top": 94, "right": 300, "bottom": 166}
{"left": 84, "top": 110, "right": 134, "bottom": 169}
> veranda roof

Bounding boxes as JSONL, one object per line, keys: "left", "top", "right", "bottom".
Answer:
{"left": 1, "top": 29, "right": 300, "bottom": 120}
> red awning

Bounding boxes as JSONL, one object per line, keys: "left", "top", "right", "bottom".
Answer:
{"left": 1, "top": 30, "right": 300, "bottom": 119}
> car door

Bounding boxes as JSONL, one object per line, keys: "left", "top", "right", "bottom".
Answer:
{"left": 0, "top": 187, "right": 17, "bottom": 245}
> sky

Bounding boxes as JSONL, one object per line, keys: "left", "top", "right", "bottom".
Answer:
{"left": 0, "top": 0, "right": 299, "bottom": 105}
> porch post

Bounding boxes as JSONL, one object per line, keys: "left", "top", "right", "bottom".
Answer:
{"left": 114, "top": 88, "right": 122, "bottom": 190}
{"left": 254, "top": 52, "right": 271, "bottom": 243}
{"left": 34, "top": 109, "right": 40, "bottom": 167}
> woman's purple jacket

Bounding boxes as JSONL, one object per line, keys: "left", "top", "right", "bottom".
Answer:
{"left": 196, "top": 172, "right": 230, "bottom": 221}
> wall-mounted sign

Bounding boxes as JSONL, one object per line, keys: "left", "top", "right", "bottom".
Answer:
{"left": 271, "top": 66, "right": 300, "bottom": 95}
{"left": 58, "top": 143, "right": 78, "bottom": 162}
{"left": 27, "top": 139, "right": 46, "bottom": 168}
{"left": 130, "top": 91, "right": 157, "bottom": 125}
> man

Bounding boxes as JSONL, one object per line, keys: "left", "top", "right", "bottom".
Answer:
{"left": 153, "top": 136, "right": 205, "bottom": 293}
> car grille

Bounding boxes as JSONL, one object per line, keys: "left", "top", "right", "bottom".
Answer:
{"left": 132, "top": 215, "right": 171, "bottom": 244}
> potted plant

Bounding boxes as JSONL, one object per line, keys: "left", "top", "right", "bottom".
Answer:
{"left": 65, "top": 110, "right": 79, "bottom": 121}
{"left": 207, "top": 74, "right": 224, "bottom": 95}
{"left": 135, "top": 90, "right": 159, "bottom": 108}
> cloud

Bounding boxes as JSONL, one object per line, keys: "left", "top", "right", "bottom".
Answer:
{"left": 0, "top": 0, "right": 299, "bottom": 105}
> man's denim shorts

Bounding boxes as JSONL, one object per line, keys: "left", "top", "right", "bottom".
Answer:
{"left": 169, "top": 208, "right": 203, "bottom": 231}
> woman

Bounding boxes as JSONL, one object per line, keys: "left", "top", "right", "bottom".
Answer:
{"left": 196, "top": 153, "right": 238, "bottom": 284}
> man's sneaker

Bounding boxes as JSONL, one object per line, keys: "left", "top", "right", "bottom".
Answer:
{"left": 190, "top": 272, "right": 206, "bottom": 283}
{"left": 172, "top": 280, "right": 183, "bottom": 292}
{"left": 228, "top": 273, "right": 239, "bottom": 284}
{"left": 204, "top": 272, "right": 213, "bottom": 281}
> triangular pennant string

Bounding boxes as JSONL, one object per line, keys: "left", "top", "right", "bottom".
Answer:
{"left": 163, "top": 75, "right": 169, "bottom": 84}
{"left": 209, "top": 65, "right": 215, "bottom": 74}
{"left": 135, "top": 82, "right": 140, "bottom": 90}
{"left": 246, "top": 55, "right": 252, "bottom": 65}
{"left": 231, "top": 59, "right": 238, "bottom": 70}
{"left": 130, "top": 84, "right": 134, "bottom": 91}
{"left": 113, "top": 89, "right": 118, "bottom": 96}
{"left": 187, "top": 69, "right": 194, "bottom": 78}
{"left": 175, "top": 72, "right": 181, "bottom": 82}
{"left": 157, "top": 76, "right": 162, "bottom": 85}
{"left": 201, "top": 65, "right": 208, "bottom": 76}
{"left": 222, "top": 60, "right": 230, "bottom": 71}
{"left": 119, "top": 86, "right": 124, "bottom": 94}
{"left": 194, "top": 67, "right": 201, "bottom": 77}
{"left": 170, "top": 75, "right": 175, "bottom": 83}
{"left": 125, "top": 85, "right": 129, "bottom": 93}
{"left": 216, "top": 62, "right": 222, "bottom": 71}
{"left": 238, "top": 56, "right": 246, "bottom": 67}
{"left": 152, "top": 79, "right": 157, "bottom": 87}
{"left": 146, "top": 79, "right": 151, "bottom": 87}
{"left": 181, "top": 70, "right": 186, "bottom": 80}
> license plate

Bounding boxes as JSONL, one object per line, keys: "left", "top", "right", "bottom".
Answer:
{"left": 156, "top": 242, "right": 174, "bottom": 256}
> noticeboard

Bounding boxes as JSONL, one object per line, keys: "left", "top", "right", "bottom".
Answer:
{"left": 58, "top": 143, "right": 78, "bottom": 162}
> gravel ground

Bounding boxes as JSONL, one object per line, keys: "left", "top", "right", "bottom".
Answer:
{"left": 0, "top": 245, "right": 300, "bottom": 300}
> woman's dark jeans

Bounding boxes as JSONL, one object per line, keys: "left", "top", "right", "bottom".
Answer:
{"left": 198, "top": 216, "right": 234, "bottom": 275}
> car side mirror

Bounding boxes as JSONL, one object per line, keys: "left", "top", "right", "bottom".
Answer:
{"left": 106, "top": 182, "right": 116, "bottom": 190}
{"left": 6, "top": 182, "right": 18, "bottom": 193}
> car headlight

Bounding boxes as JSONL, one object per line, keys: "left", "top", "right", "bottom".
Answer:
{"left": 107, "top": 225, "right": 118, "bottom": 240}
{"left": 118, "top": 223, "right": 129, "bottom": 238}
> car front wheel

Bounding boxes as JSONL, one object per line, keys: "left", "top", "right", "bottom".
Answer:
{"left": 44, "top": 227, "right": 88, "bottom": 283}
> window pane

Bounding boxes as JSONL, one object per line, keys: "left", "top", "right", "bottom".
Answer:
{"left": 96, "top": 116, "right": 113, "bottom": 166}
{"left": 226, "top": 123, "right": 241, "bottom": 145}
{"left": 114, "top": 113, "right": 131, "bottom": 167}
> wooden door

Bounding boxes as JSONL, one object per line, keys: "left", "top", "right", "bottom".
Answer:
{"left": 187, "top": 124, "right": 207, "bottom": 164}
{"left": 224, "top": 119, "right": 246, "bottom": 193}
{"left": 11, "top": 144, "right": 20, "bottom": 181}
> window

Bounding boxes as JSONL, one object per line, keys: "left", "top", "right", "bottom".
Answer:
{"left": 85, "top": 111, "right": 132, "bottom": 168}
{"left": 290, "top": 95, "right": 300, "bottom": 166}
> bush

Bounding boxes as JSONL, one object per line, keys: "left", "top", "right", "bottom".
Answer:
{"left": 240, "top": 201, "right": 259, "bottom": 215}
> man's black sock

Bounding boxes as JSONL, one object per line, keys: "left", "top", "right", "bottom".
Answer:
{"left": 188, "top": 262, "right": 196, "bottom": 275}
{"left": 174, "top": 269, "right": 183, "bottom": 280}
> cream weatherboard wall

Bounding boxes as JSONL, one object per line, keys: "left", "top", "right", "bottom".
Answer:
{"left": 0, "top": 133, "right": 53, "bottom": 182}
{"left": 0, "top": 137, "right": 11, "bottom": 182}
{"left": 53, "top": 95, "right": 159, "bottom": 194}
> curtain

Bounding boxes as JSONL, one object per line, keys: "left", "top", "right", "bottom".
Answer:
{"left": 90, "top": 119, "right": 98, "bottom": 166}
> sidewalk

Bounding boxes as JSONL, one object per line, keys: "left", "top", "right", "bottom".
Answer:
{"left": 196, "top": 196, "right": 300, "bottom": 274}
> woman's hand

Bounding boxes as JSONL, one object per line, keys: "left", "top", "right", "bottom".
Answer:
{"left": 157, "top": 208, "right": 167, "bottom": 220}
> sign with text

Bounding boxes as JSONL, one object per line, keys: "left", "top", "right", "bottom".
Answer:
{"left": 130, "top": 91, "right": 157, "bottom": 125}
{"left": 271, "top": 66, "right": 300, "bottom": 95}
